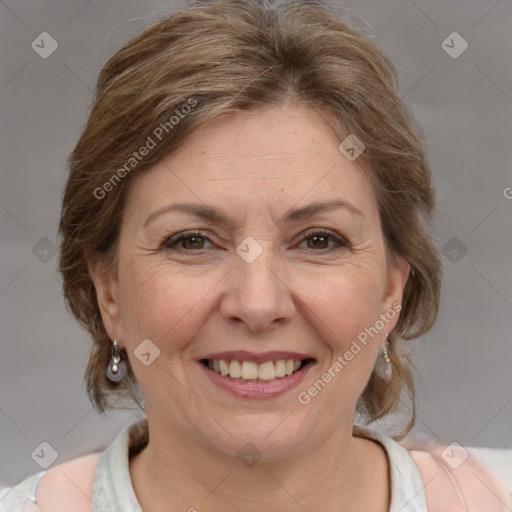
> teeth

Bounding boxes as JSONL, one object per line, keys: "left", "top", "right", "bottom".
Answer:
{"left": 229, "top": 360, "right": 241, "bottom": 378}
{"left": 207, "top": 358, "right": 306, "bottom": 381}
{"left": 257, "top": 361, "right": 275, "bottom": 380}
{"left": 241, "top": 361, "right": 258, "bottom": 379}
{"left": 219, "top": 360, "right": 229, "bottom": 376}
{"left": 275, "top": 359, "right": 286, "bottom": 378}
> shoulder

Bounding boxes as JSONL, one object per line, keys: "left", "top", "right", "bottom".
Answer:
{"left": 467, "top": 445, "right": 512, "bottom": 492}
{"left": 1, "top": 471, "right": 45, "bottom": 511}
{"left": 35, "top": 451, "right": 103, "bottom": 511}
{"left": 407, "top": 443, "right": 512, "bottom": 511}
{"left": 0, "top": 452, "right": 102, "bottom": 512}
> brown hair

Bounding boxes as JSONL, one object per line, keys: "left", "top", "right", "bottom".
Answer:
{"left": 58, "top": 0, "right": 442, "bottom": 440}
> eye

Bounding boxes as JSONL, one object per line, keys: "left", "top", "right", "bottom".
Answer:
{"left": 160, "top": 228, "right": 350, "bottom": 253}
{"left": 161, "top": 230, "right": 212, "bottom": 251}
{"left": 296, "top": 229, "right": 350, "bottom": 251}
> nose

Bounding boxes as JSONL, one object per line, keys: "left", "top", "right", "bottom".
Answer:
{"left": 219, "top": 249, "right": 296, "bottom": 332}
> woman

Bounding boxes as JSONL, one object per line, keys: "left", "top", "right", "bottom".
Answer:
{"left": 1, "top": 0, "right": 511, "bottom": 510}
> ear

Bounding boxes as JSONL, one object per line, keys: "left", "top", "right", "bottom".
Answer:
{"left": 87, "top": 256, "right": 122, "bottom": 343}
{"left": 380, "top": 254, "right": 410, "bottom": 333}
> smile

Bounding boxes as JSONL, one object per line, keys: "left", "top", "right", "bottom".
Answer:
{"left": 197, "top": 351, "right": 316, "bottom": 399}
{"left": 202, "top": 358, "right": 312, "bottom": 382}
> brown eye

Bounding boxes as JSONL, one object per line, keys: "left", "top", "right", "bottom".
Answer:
{"left": 299, "top": 230, "right": 349, "bottom": 251}
{"left": 160, "top": 229, "right": 349, "bottom": 253}
{"left": 180, "top": 235, "right": 206, "bottom": 250}
{"left": 161, "top": 231, "right": 212, "bottom": 251}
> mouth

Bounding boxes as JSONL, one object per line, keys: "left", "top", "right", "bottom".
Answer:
{"left": 200, "top": 357, "right": 315, "bottom": 382}
{"left": 197, "top": 351, "right": 316, "bottom": 398}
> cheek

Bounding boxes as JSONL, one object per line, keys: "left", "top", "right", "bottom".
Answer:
{"left": 299, "top": 267, "right": 384, "bottom": 394}
{"left": 299, "top": 275, "right": 383, "bottom": 400}
{"left": 119, "top": 259, "right": 218, "bottom": 346}
{"left": 301, "top": 265, "right": 384, "bottom": 339}
{"left": 118, "top": 250, "right": 385, "bottom": 360}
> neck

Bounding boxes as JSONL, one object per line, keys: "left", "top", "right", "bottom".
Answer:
{"left": 129, "top": 416, "right": 389, "bottom": 512}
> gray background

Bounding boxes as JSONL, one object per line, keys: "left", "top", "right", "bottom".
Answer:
{"left": 1, "top": 0, "right": 511, "bottom": 487}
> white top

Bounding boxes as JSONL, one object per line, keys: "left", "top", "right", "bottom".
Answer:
{"left": 1, "top": 418, "right": 511, "bottom": 511}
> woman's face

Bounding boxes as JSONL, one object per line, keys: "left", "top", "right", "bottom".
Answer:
{"left": 93, "top": 105, "right": 409, "bottom": 459}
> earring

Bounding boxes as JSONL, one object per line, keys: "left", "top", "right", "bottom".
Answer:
{"left": 376, "top": 332, "right": 392, "bottom": 382}
{"left": 106, "top": 339, "right": 127, "bottom": 383}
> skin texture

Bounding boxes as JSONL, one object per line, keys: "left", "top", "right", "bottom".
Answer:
{"left": 90, "top": 105, "right": 410, "bottom": 511}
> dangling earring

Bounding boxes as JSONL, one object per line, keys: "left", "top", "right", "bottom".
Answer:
{"left": 106, "top": 339, "right": 127, "bottom": 383}
{"left": 376, "top": 332, "right": 392, "bottom": 382}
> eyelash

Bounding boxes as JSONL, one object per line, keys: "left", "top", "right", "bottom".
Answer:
{"left": 160, "top": 229, "right": 350, "bottom": 253}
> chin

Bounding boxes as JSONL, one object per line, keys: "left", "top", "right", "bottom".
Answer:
{"left": 199, "top": 414, "right": 312, "bottom": 463}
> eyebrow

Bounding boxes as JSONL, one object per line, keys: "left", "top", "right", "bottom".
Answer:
{"left": 143, "top": 199, "right": 365, "bottom": 229}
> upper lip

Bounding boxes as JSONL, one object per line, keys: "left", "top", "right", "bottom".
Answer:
{"left": 199, "top": 350, "right": 315, "bottom": 364}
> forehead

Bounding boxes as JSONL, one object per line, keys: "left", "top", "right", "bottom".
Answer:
{"left": 125, "top": 105, "right": 378, "bottom": 226}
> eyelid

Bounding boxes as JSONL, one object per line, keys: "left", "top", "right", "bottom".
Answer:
{"left": 160, "top": 229, "right": 213, "bottom": 249}
{"left": 161, "top": 228, "right": 350, "bottom": 252}
{"left": 293, "top": 228, "right": 350, "bottom": 252}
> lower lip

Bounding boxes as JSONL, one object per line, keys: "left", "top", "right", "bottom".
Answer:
{"left": 198, "top": 360, "right": 315, "bottom": 399}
